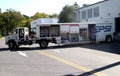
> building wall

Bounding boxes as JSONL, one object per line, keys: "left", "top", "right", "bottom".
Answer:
{"left": 75, "top": 0, "right": 120, "bottom": 32}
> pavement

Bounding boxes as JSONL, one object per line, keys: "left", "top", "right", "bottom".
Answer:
{"left": 0, "top": 38, "right": 120, "bottom": 76}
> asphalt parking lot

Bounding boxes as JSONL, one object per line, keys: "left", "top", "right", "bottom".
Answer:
{"left": 0, "top": 38, "right": 120, "bottom": 76}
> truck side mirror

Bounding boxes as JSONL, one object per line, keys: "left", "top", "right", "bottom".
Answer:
{"left": 4, "top": 31, "right": 9, "bottom": 36}
{"left": 13, "top": 29, "right": 18, "bottom": 35}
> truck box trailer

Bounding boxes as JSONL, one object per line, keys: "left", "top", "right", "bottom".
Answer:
{"left": 5, "top": 22, "right": 113, "bottom": 50}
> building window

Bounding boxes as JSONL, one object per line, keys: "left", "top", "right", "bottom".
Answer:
{"left": 78, "top": 11, "right": 81, "bottom": 21}
{"left": 78, "top": 11, "right": 80, "bottom": 16}
{"left": 87, "top": 8, "right": 92, "bottom": 18}
{"left": 82, "top": 10, "right": 86, "bottom": 19}
{"left": 94, "top": 7, "right": 99, "bottom": 17}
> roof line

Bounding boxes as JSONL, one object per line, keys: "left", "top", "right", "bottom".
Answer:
{"left": 79, "top": 0, "right": 108, "bottom": 9}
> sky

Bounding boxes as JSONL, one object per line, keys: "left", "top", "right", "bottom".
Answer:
{"left": 0, "top": 0, "right": 102, "bottom": 16}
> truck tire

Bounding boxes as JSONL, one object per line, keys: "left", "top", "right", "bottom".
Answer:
{"left": 39, "top": 40, "right": 48, "bottom": 49}
{"left": 105, "top": 36, "right": 112, "bottom": 42}
{"left": 8, "top": 41, "right": 18, "bottom": 50}
{"left": 8, "top": 42, "right": 15, "bottom": 50}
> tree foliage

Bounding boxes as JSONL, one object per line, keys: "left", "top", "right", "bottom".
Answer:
{"left": 17, "top": 15, "right": 32, "bottom": 29}
{"left": 59, "top": 4, "right": 79, "bottom": 23}
{"left": 31, "top": 12, "right": 49, "bottom": 20}
{"left": 49, "top": 13, "right": 59, "bottom": 18}
{"left": 0, "top": 9, "right": 50, "bottom": 36}
{"left": 0, "top": 9, "right": 22, "bottom": 35}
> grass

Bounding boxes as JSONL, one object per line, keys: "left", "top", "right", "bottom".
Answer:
{"left": 0, "top": 34, "right": 3, "bottom": 38}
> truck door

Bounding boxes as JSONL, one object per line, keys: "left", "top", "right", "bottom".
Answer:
{"left": 19, "top": 28, "right": 25, "bottom": 41}
{"left": 13, "top": 29, "right": 19, "bottom": 43}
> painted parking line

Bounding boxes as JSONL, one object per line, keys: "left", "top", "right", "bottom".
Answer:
{"left": 36, "top": 50, "right": 107, "bottom": 76}
{"left": 18, "top": 51, "right": 28, "bottom": 57}
{"left": 52, "top": 50, "right": 61, "bottom": 53}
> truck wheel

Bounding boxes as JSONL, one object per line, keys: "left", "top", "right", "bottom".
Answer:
{"left": 105, "top": 36, "right": 112, "bottom": 42}
{"left": 8, "top": 42, "right": 15, "bottom": 50}
{"left": 8, "top": 41, "right": 18, "bottom": 50}
{"left": 39, "top": 40, "right": 48, "bottom": 49}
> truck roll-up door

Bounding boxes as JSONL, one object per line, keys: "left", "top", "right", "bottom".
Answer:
{"left": 50, "top": 25, "right": 60, "bottom": 37}
{"left": 60, "top": 24, "right": 70, "bottom": 43}
{"left": 69, "top": 24, "right": 79, "bottom": 43}
{"left": 40, "top": 26, "right": 49, "bottom": 37}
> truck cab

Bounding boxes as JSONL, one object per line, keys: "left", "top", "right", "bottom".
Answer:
{"left": 5, "top": 27, "right": 29, "bottom": 50}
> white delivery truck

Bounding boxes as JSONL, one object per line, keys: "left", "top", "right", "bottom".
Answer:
{"left": 5, "top": 22, "right": 113, "bottom": 50}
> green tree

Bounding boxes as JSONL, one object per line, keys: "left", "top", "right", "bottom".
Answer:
{"left": 0, "top": 13, "right": 5, "bottom": 36}
{"left": 31, "top": 12, "right": 49, "bottom": 20}
{"left": 59, "top": 3, "right": 79, "bottom": 23}
{"left": 49, "top": 13, "right": 59, "bottom": 18}
{"left": 1, "top": 9, "right": 22, "bottom": 34}
{"left": 17, "top": 15, "right": 32, "bottom": 30}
